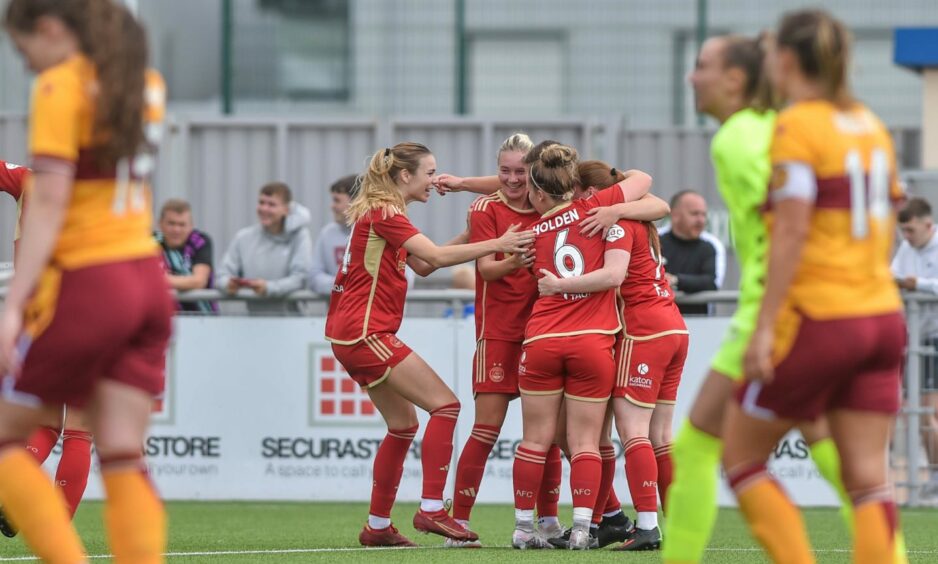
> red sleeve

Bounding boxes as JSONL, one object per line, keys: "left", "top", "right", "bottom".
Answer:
{"left": 468, "top": 205, "right": 498, "bottom": 244}
{"left": 373, "top": 213, "right": 420, "bottom": 248}
{"left": 582, "top": 184, "right": 625, "bottom": 210}
{"left": 0, "top": 161, "right": 28, "bottom": 200}
{"left": 603, "top": 220, "right": 634, "bottom": 253}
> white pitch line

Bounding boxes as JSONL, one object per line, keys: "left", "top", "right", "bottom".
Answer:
{"left": 1, "top": 546, "right": 937, "bottom": 561}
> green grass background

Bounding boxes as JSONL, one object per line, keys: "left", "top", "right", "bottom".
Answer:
{"left": 0, "top": 502, "right": 934, "bottom": 562}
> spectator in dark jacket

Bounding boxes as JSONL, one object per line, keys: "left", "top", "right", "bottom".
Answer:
{"left": 659, "top": 190, "right": 725, "bottom": 315}
{"left": 156, "top": 198, "right": 216, "bottom": 313}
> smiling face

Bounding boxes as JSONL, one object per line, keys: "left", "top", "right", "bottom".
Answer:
{"left": 498, "top": 150, "right": 528, "bottom": 205}
{"left": 257, "top": 193, "right": 290, "bottom": 231}
{"left": 670, "top": 192, "right": 708, "bottom": 240}
{"left": 330, "top": 192, "right": 351, "bottom": 224}
{"left": 398, "top": 154, "right": 437, "bottom": 204}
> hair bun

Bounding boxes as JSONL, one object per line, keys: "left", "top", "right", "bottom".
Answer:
{"left": 540, "top": 145, "right": 578, "bottom": 168}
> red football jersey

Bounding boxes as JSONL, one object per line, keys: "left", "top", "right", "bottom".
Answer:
{"left": 612, "top": 219, "right": 687, "bottom": 337}
{"left": 468, "top": 191, "right": 539, "bottom": 341}
{"left": 325, "top": 210, "right": 419, "bottom": 344}
{"left": 0, "top": 161, "right": 28, "bottom": 201}
{"left": 524, "top": 187, "right": 627, "bottom": 344}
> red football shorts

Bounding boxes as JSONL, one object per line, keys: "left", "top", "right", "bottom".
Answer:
{"left": 331, "top": 333, "right": 413, "bottom": 389}
{"left": 6, "top": 257, "right": 173, "bottom": 408}
{"left": 737, "top": 310, "right": 906, "bottom": 421}
{"left": 614, "top": 332, "right": 689, "bottom": 407}
{"left": 519, "top": 333, "right": 615, "bottom": 402}
{"left": 473, "top": 338, "right": 521, "bottom": 395}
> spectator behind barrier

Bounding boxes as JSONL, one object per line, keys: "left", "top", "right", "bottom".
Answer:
{"left": 443, "top": 266, "right": 475, "bottom": 319}
{"left": 216, "top": 182, "right": 313, "bottom": 313}
{"left": 658, "top": 190, "right": 725, "bottom": 315}
{"left": 310, "top": 174, "right": 356, "bottom": 295}
{"left": 892, "top": 196, "right": 938, "bottom": 503}
{"left": 310, "top": 174, "right": 416, "bottom": 297}
{"left": 155, "top": 198, "right": 216, "bottom": 313}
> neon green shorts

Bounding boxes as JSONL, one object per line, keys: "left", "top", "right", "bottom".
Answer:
{"left": 710, "top": 299, "right": 760, "bottom": 381}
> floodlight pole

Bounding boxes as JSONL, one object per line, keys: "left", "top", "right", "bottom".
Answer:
{"left": 221, "top": 0, "right": 234, "bottom": 115}
{"left": 695, "top": 0, "right": 708, "bottom": 126}
{"left": 455, "top": 0, "right": 468, "bottom": 115}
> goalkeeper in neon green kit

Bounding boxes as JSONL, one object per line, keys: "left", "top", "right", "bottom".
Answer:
{"left": 662, "top": 33, "right": 866, "bottom": 563}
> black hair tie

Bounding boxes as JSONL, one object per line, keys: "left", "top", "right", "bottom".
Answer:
{"left": 384, "top": 148, "right": 391, "bottom": 157}
{"left": 610, "top": 167, "right": 617, "bottom": 177}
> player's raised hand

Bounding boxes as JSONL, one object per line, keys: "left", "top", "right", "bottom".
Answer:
{"left": 496, "top": 224, "right": 535, "bottom": 254}
{"left": 432, "top": 173, "right": 464, "bottom": 196}
{"left": 743, "top": 326, "right": 774, "bottom": 384}
{"left": 0, "top": 306, "right": 22, "bottom": 376}
{"left": 580, "top": 207, "right": 618, "bottom": 238}
{"left": 537, "top": 269, "right": 562, "bottom": 296}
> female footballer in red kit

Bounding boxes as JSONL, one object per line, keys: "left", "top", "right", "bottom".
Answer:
{"left": 325, "top": 142, "right": 535, "bottom": 547}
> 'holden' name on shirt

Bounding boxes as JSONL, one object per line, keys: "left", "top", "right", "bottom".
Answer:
{"left": 534, "top": 208, "right": 580, "bottom": 235}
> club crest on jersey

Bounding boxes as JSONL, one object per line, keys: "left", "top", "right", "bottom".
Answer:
{"left": 388, "top": 336, "right": 404, "bottom": 348}
{"left": 489, "top": 364, "right": 505, "bottom": 383}
{"left": 605, "top": 225, "right": 625, "bottom": 242}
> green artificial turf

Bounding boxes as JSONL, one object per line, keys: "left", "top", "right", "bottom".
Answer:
{"left": 0, "top": 502, "right": 934, "bottom": 562}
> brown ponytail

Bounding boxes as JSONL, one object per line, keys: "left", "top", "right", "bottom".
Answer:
{"left": 777, "top": 9, "right": 853, "bottom": 108}
{"left": 578, "top": 159, "right": 661, "bottom": 260}
{"left": 5, "top": 0, "right": 148, "bottom": 167}
{"left": 720, "top": 33, "right": 780, "bottom": 112}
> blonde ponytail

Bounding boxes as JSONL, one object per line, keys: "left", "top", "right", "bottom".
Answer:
{"left": 346, "top": 143, "right": 431, "bottom": 224}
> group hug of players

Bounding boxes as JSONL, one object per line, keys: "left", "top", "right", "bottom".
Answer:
{"left": 326, "top": 8, "right": 910, "bottom": 563}
{"left": 0, "top": 0, "right": 910, "bottom": 562}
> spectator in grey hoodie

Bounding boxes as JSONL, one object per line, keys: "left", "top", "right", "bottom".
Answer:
{"left": 310, "top": 174, "right": 415, "bottom": 296}
{"left": 310, "top": 174, "right": 356, "bottom": 295}
{"left": 217, "top": 182, "right": 313, "bottom": 311}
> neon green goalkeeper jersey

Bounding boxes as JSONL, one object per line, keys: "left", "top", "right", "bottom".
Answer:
{"left": 710, "top": 108, "right": 775, "bottom": 305}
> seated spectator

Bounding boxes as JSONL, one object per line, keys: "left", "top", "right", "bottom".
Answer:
{"left": 155, "top": 199, "right": 216, "bottom": 313}
{"left": 216, "top": 182, "right": 313, "bottom": 313}
{"left": 891, "top": 196, "right": 938, "bottom": 503}
{"left": 658, "top": 190, "right": 725, "bottom": 315}
{"left": 310, "top": 173, "right": 415, "bottom": 296}
{"left": 310, "top": 174, "right": 355, "bottom": 295}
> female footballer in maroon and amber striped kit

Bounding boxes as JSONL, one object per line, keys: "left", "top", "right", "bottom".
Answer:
{"left": 723, "top": 10, "right": 907, "bottom": 563}
{"left": 325, "top": 142, "right": 534, "bottom": 547}
{"left": 0, "top": 1, "right": 172, "bottom": 561}
{"left": 0, "top": 159, "right": 95, "bottom": 539}
{"left": 555, "top": 161, "right": 689, "bottom": 551}
{"left": 512, "top": 144, "right": 638, "bottom": 550}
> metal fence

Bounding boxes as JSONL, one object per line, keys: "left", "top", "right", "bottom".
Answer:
{"left": 0, "top": 113, "right": 924, "bottom": 267}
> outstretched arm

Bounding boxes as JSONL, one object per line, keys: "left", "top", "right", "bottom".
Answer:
{"left": 580, "top": 194, "right": 670, "bottom": 237}
{"left": 403, "top": 225, "right": 533, "bottom": 271}
{"left": 433, "top": 174, "right": 500, "bottom": 196}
